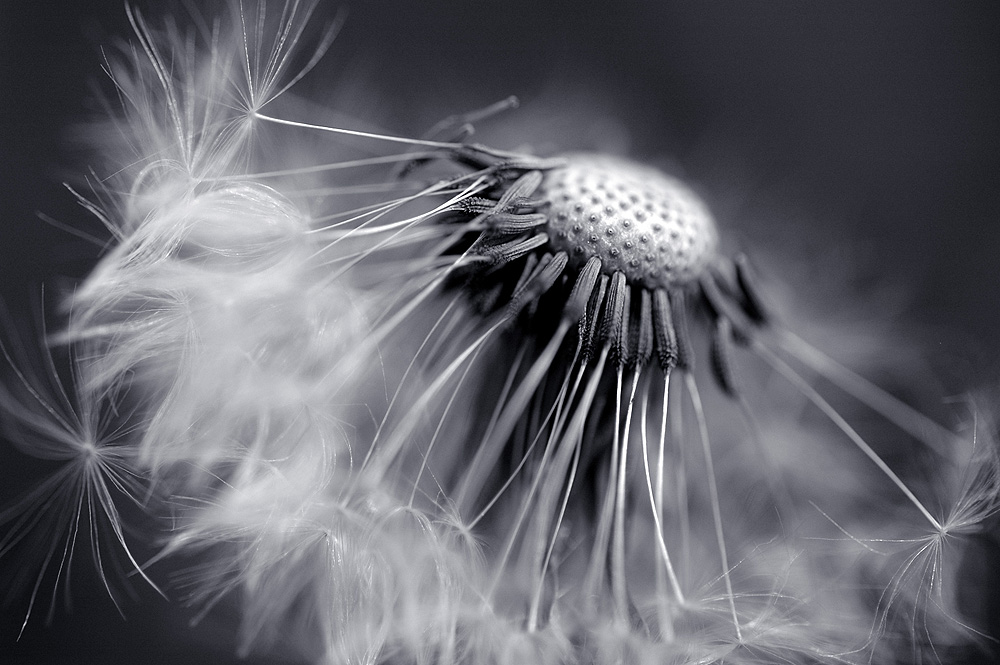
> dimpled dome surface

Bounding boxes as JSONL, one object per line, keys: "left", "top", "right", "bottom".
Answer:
{"left": 541, "top": 155, "right": 718, "bottom": 290}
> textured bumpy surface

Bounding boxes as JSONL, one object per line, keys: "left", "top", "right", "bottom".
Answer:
{"left": 541, "top": 155, "right": 718, "bottom": 289}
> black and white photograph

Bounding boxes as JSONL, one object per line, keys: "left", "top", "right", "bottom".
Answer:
{"left": 2, "top": 2, "right": 999, "bottom": 663}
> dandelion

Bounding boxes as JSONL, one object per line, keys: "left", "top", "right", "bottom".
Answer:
{"left": 321, "top": 121, "right": 997, "bottom": 664}
{"left": 2, "top": 2, "right": 997, "bottom": 664}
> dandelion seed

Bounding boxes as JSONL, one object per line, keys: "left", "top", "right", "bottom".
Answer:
{"left": 0, "top": 336, "right": 163, "bottom": 636}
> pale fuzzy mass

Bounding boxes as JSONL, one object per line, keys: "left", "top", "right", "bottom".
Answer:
{"left": 1, "top": 2, "right": 998, "bottom": 664}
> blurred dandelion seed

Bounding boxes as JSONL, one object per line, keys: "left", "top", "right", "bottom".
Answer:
{"left": 2, "top": 1, "right": 998, "bottom": 664}
{"left": 0, "top": 334, "right": 163, "bottom": 637}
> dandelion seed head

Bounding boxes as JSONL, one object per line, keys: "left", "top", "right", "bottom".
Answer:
{"left": 542, "top": 154, "right": 718, "bottom": 290}
{"left": 4, "top": 2, "right": 998, "bottom": 663}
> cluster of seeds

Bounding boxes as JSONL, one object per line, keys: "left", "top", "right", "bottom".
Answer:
{"left": 445, "top": 149, "right": 765, "bottom": 380}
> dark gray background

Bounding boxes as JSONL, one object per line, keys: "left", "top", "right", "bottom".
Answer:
{"left": 2, "top": 1, "right": 998, "bottom": 663}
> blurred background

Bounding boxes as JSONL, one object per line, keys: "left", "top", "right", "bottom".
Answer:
{"left": 2, "top": 1, "right": 998, "bottom": 663}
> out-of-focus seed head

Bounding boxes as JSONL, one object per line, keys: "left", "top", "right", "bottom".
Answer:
{"left": 541, "top": 154, "right": 718, "bottom": 290}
